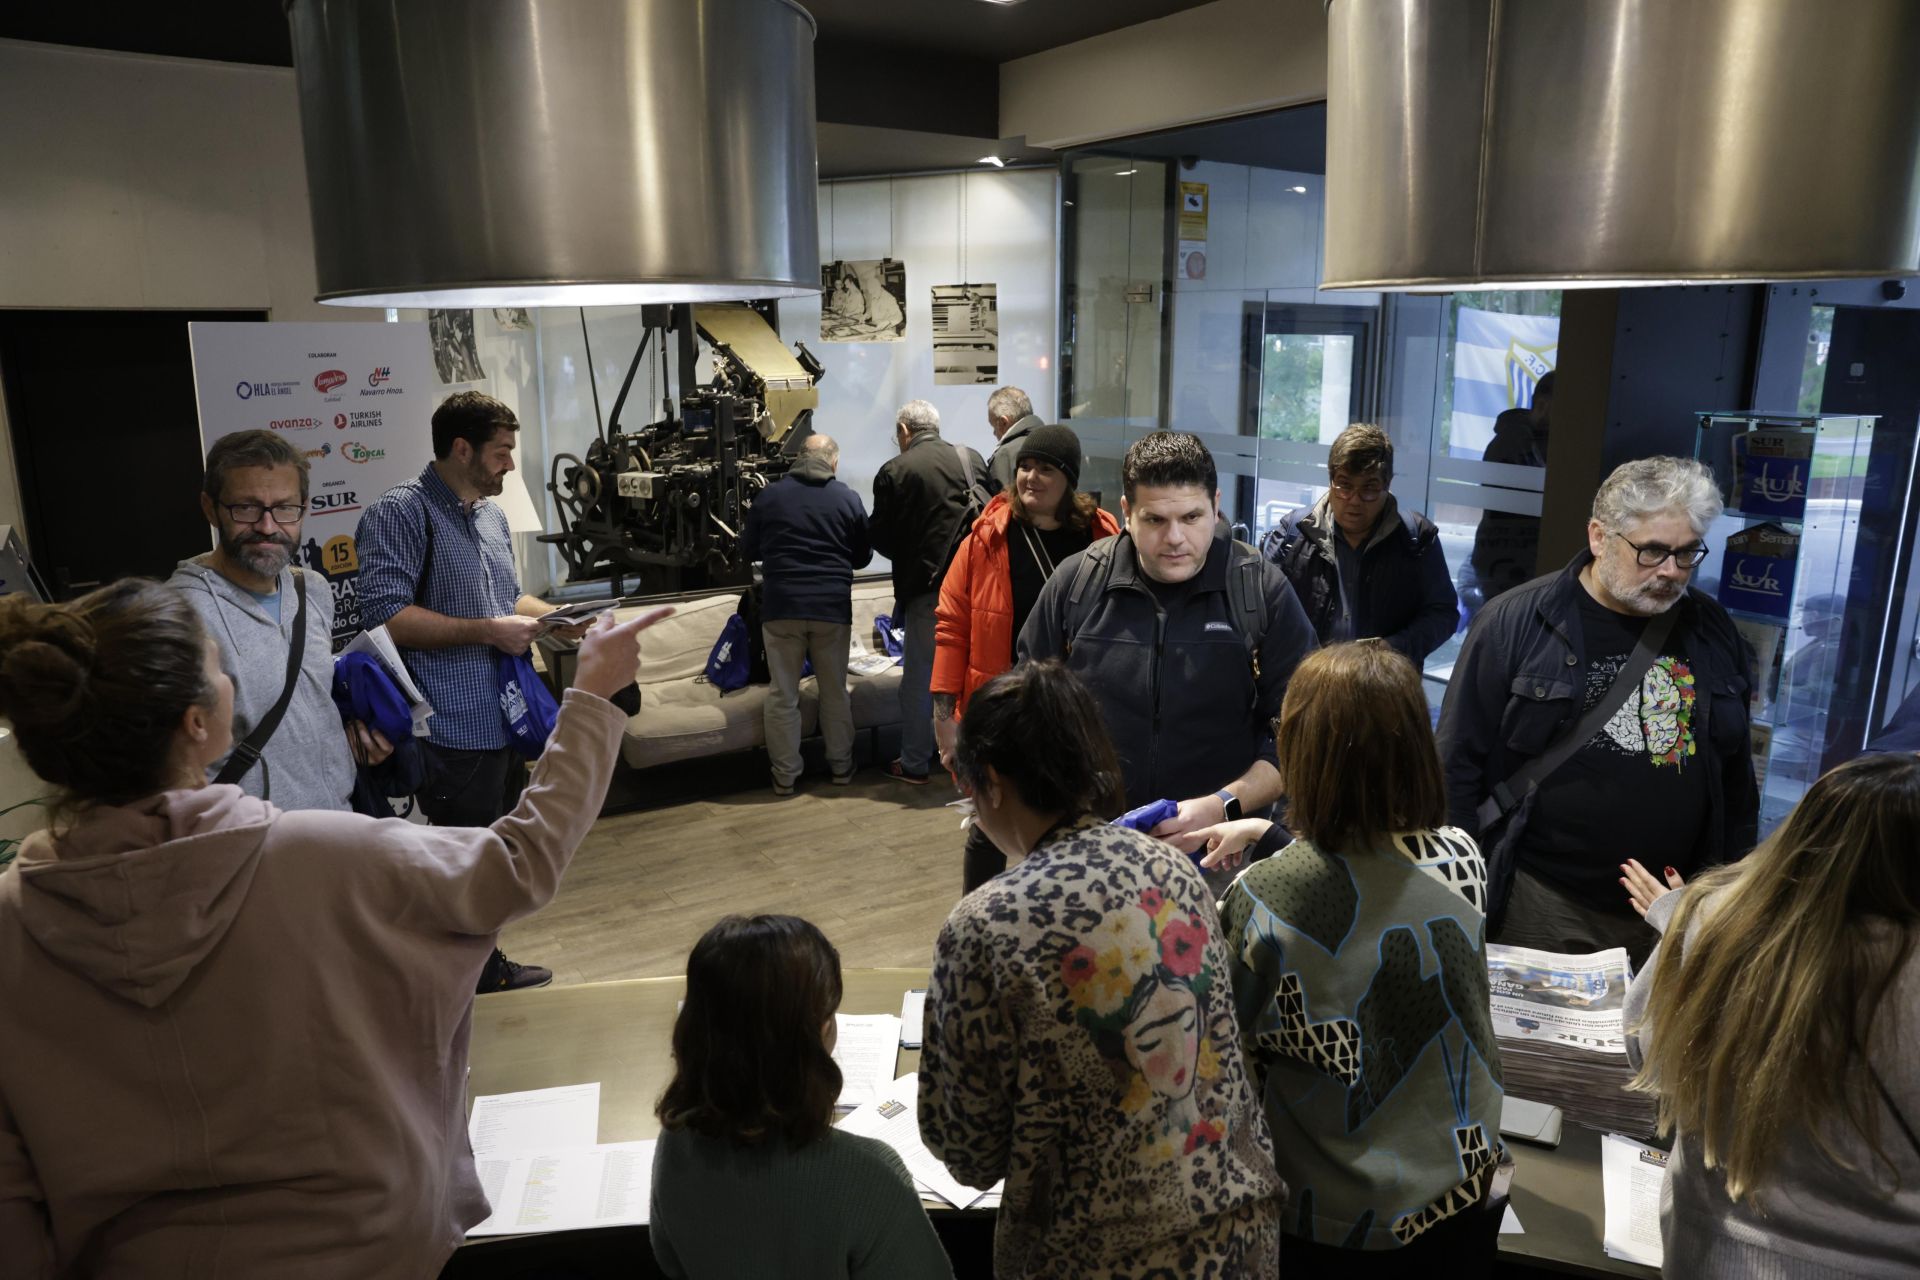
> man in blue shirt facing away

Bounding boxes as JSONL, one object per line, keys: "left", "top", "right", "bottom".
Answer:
{"left": 742, "top": 433, "right": 872, "bottom": 794}
{"left": 356, "top": 391, "right": 586, "bottom": 992}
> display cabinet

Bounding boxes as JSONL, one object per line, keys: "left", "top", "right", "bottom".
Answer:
{"left": 1693, "top": 411, "right": 1913, "bottom": 832}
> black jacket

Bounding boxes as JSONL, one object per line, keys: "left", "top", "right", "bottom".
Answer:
{"left": 1435, "top": 551, "right": 1759, "bottom": 867}
{"left": 742, "top": 453, "right": 873, "bottom": 624}
{"left": 985, "top": 413, "right": 1042, "bottom": 495}
{"left": 870, "top": 431, "right": 985, "bottom": 602}
{"left": 1261, "top": 495, "right": 1458, "bottom": 663}
{"left": 1016, "top": 528, "right": 1317, "bottom": 809}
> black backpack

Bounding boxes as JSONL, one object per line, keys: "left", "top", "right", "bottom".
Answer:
{"left": 932, "top": 446, "right": 991, "bottom": 591}
{"left": 1059, "top": 535, "right": 1269, "bottom": 680}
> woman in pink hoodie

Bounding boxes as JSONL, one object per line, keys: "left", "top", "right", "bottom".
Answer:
{"left": 0, "top": 578, "right": 668, "bottom": 1279}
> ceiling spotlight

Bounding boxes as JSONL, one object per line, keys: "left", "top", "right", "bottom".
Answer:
{"left": 978, "top": 155, "right": 1006, "bottom": 168}
{"left": 1289, "top": 185, "right": 1308, "bottom": 194}
{"left": 1115, "top": 168, "right": 1138, "bottom": 176}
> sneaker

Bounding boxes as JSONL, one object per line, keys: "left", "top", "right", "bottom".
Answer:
{"left": 773, "top": 780, "right": 796, "bottom": 796}
{"left": 886, "top": 759, "right": 930, "bottom": 785}
{"left": 478, "top": 948, "right": 553, "bottom": 994}
{"left": 830, "top": 771, "right": 855, "bottom": 786}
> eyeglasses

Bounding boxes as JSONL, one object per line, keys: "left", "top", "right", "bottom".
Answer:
{"left": 219, "top": 501, "right": 306, "bottom": 525}
{"left": 1330, "top": 480, "right": 1386, "bottom": 502}
{"left": 1613, "top": 532, "right": 1708, "bottom": 569}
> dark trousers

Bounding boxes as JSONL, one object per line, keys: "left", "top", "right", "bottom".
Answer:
{"left": 1495, "top": 864, "right": 1659, "bottom": 968}
{"left": 1282, "top": 1195, "right": 1501, "bottom": 1279}
{"left": 961, "top": 824, "right": 1006, "bottom": 895}
{"left": 418, "top": 742, "right": 526, "bottom": 828}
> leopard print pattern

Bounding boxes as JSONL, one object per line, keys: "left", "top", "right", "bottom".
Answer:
{"left": 920, "top": 819, "right": 1284, "bottom": 1279}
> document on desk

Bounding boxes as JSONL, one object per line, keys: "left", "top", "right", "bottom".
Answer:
{"left": 836, "top": 1072, "right": 1001, "bottom": 1210}
{"left": 900, "top": 989, "right": 927, "bottom": 1049}
{"left": 468, "top": 1140, "right": 657, "bottom": 1236}
{"left": 1600, "top": 1133, "right": 1668, "bottom": 1269}
{"left": 833, "top": 1013, "right": 902, "bottom": 1110}
{"left": 468, "top": 1083, "right": 600, "bottom": 1156}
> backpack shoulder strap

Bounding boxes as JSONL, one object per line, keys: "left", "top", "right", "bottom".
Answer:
{"left": 1060, "top": 536, "right": 1118, "bottom": 656}
{"left": 1225, "top": 539, "right": 1268, "bottom": 667}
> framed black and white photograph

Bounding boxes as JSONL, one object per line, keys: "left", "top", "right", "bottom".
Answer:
{"left": 931, "top": 282, "right": 998, "bottom": 385}
{"left": 429, "top": 309, "right": 487, "bottom": 384}
{"left": 820, "top": 259, "right": 908, "bottom": 343}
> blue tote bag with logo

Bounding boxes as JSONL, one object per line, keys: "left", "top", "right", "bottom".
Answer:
{"left": 498, "top": 651, "right": 561, "bottom": 760}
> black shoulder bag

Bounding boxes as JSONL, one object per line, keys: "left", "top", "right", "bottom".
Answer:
{"left": 1477, "top": 603, "right": 1679, "bottom": 915}
{"left": 213, "top": 569, "right": 308, "bottom": 791}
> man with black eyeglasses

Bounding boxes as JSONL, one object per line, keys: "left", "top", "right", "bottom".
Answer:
{"left": 171, "top": 429, "right": 392, "bottom": 813}
{"left": 1261, "top": 422, "right": 1458, "bottom": 663}
{"left": 1438, "top": 456, "right": 1758, "bottom": 963}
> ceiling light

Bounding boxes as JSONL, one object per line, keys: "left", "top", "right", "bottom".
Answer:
{"left": 1115, "top": 168, "right": 1138, "bottom": 177}
{"left": 978, "top": 155, "right": 1006, "bottom": 168}
{"left": 1288, "top": 185, "right": 1308, "bottom": 194}
{"left": 289, "top": 0, "right": 820, "bottom": 308}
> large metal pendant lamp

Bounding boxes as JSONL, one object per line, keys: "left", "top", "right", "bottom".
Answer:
{"left": 286, "top": 0, "right": 821, "bottom": 307}
{"left": 1322, "top": 0, "right": 1920, "bottom": 291}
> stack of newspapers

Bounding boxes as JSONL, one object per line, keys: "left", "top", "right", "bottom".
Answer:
{"left": 1485, "top": 943, "right": 1657, "bottom": 1137}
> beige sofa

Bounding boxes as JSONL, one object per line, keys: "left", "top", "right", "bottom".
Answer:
{"left": 610, "top": 579, "right": 904, "bottom": 771}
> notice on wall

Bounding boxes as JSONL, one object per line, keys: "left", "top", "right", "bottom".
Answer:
{"left": 930, "top": 283, "right": 998, "bottom": 385}
{"left": 188, "top": 321, "right": 435, "bottom": 647}
{"left": 821, "top": 258, "right": 908, "bottom": 342}
{"left": 1178, "top": 181, "right": 1209, "bottom": 280}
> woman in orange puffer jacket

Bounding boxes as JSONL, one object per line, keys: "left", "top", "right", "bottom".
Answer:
{"left": 932, "top": 423, "right": 1120, "bottom": 891}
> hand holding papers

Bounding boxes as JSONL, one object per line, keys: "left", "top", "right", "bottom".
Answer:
{"left": 342, "top": 624, "right": 434, "bottom": 735}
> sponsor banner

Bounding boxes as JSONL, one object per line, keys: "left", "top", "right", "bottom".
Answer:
{"left": 188, "top": 321, "right": 433, "bottom": 646}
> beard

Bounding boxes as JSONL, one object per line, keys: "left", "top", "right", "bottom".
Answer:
{"left": 223, "top": 527, "right": 295, "bottom": 578}
{"left": 469, "top": 459, "right": 506, "bottom": 497}
{"left": 1594, "top": 555, "right": 1684, "bottom": 615}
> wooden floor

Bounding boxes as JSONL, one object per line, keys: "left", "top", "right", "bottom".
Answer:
{"left": 498, "top": 769, "right": 971, "bottom": 986}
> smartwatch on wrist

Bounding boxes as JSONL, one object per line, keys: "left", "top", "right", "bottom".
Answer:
{"left": 1215, "top": 788, "right": 1241, "bottom": 822}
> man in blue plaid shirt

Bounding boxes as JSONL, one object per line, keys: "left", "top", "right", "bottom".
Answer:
{"left": 357, "top": 391, "right": 588, "bottom": 992}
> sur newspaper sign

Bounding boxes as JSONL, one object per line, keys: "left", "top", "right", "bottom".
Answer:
{"left": 188, "top": 321, "right": 433, "bottom": 647}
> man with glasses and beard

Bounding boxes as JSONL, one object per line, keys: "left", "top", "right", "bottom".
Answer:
{"left": 171, "top": 429, "right": 391, "bottom": 812}
{"left": 1438, "top": 456, "right": 1758, "bottom": 963}
{"left": 357, "top": 392, "right": 586, "bottom": 992}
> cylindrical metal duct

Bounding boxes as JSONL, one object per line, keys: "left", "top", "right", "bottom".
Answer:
{"left": 1324, "top": 0, "right": 1920, "bottom": 290}
{"left": 287, "top": 0, "right": 820, "bottom": 307}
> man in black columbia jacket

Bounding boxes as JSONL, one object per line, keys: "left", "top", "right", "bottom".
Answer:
{"left": 1437, "top": 456, "right": 1757, "bottom": 965}
{"left": 871, "top": 399, "right": 985, "bottom": 783}
{"left": 1018, "top": 432, "right": 1316, "bottom": 865}
{"left": 1262, "top": 423, "right": 1458, "bottom": 663}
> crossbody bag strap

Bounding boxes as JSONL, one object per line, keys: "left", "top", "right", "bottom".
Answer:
{"left": 213, "top": 569, "right": 309, "bottom": 789}
{"left": 1475, "top": 602, "right": 1679, "bottom": 830}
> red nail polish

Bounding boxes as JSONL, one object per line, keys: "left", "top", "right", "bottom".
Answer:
{"left": 1664, "top": 866, "right": 1677, "bottom": 879}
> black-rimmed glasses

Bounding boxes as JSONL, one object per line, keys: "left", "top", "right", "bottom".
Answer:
{"left": 1613, "top": 531, "right": 1708, "bottom": 569}
{"left": 219, "top": 501, "right": 306, "bottom": 525}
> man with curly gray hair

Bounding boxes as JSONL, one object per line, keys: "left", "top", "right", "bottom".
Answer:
{"left": 1437, "top": 455, "right": 1757, "bottom": 964}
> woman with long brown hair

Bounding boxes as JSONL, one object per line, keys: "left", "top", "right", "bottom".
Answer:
{"left": 650, "top": 914, "right": 950, "bottom": 1279}
{"left": 1626, "top": 752, "right": 1920, "bottom": 1277}
{"left": 930, "top": 423, "right": 1120, "bottom": 891}
{"left": 1185, "top": 640, "right": 1508, "bottom": 1277}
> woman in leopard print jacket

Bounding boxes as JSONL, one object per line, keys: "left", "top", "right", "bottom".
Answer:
{"left": 918, "top": 660, "right": 1283, "bottom": 1279}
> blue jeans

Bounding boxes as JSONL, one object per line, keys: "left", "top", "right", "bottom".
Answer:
{"left": 897, "top": 591, "right": 937, "bottom": 773}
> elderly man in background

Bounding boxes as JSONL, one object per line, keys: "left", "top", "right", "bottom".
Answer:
{"left": 1438, "top": 455, "right": 1757, "bottom": 964}
{"left": 742, "top": 433, "right": 872, "bottom": 795}
{"left": 983, "top": 385, "right": 1042, "bottom": 496}
{"left": 870, "top": 399, "right": 986, "bottom": 784}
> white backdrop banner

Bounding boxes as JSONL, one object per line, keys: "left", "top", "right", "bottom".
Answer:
{"left": 188, "top": 321, "right": 434, "bottom": 646}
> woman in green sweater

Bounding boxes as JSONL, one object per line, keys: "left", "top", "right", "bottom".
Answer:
{"left": 1185, "top": 641, "right": 1508, "bottom": 1277}
{"left": 650, "top": 914, "right": 952, "bottom": 1279}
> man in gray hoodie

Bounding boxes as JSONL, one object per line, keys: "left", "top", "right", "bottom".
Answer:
{"left": 169, "top": 429, "right": 388, "bottom": 813}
